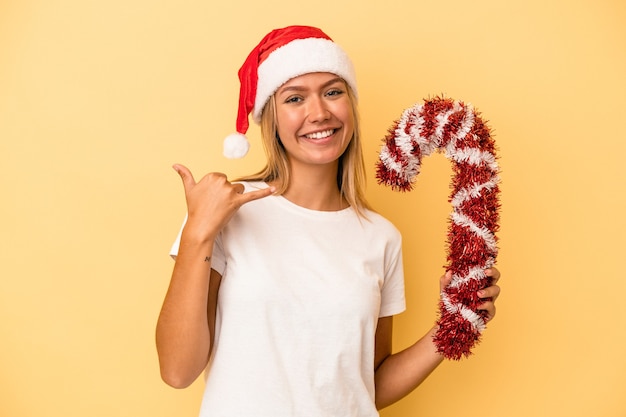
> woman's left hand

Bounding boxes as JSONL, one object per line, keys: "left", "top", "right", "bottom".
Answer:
{"left": 439, "top": 267, "right": 501, "bottom": 323}
{"left": 476, "top": 268, "right": 500, "bottom": 322}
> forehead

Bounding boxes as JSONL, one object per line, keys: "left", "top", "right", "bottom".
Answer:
{"left": 278, "top": 72, "right": 345, "bottom": 91}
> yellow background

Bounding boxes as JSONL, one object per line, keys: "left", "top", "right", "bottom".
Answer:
{"left": 1, "top": 0, "right": 625, "bottom": 416}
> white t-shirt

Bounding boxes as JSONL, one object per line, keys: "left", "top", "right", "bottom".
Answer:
{"left": 170, "top": 181, "right": 406, "bottom": 417}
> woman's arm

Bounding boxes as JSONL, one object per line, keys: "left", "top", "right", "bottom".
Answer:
{"left": 374, "top": 268, "right": 501, "bottom": 409}
{"left": 155, "top": 165, "right": 273, "bottom": 388}
{"left": 373, "top": 318, "right": 443, "bottom": 409}
{"left": 155, "top": 235, "right": 222, "bottom": 388}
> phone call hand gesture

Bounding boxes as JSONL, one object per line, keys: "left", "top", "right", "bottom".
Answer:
{"left": 173, "top": 164, "right": 274, "bottom": 241}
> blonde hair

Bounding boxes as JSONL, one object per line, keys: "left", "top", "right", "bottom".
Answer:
{"left": 238, "top": 85, "right": 372, "bottom": 217}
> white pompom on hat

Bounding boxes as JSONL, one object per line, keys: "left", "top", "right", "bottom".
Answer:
{"left": 223, "top": 25, "right": 358, "bottom": 159}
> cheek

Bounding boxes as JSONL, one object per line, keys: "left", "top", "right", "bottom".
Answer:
{"left": 340, "top": 109, "right": 355, "bottom": 138}
{"left": 332, "top": 100, "right": 354, "bottom": 129}
{"left": 275, "top": 111, "right": 301, "bottom": 140}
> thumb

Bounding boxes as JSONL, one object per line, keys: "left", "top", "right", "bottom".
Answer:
{"left": 172, "top": 164, "right": 196, "bottom": 192}
{"left": 439, "top": 270, "right": 453, "bottom": 292}
{"left": 239, "top": 186, "right": 276, "bottom": 205}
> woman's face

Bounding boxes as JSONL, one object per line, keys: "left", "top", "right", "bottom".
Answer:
{"left": 274, "top": 72, "right": 354, "bottom": 171}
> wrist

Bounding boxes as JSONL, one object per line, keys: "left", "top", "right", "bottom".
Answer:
{"left": 181, "top": 219, "right": 219, "bottom": 245}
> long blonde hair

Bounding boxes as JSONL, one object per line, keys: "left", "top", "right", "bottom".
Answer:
{"left": 238, "top": 85, "right": 371, "bottom": 217}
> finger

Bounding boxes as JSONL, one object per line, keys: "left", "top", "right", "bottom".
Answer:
{"left": 439, "top": 270, "right": 452, "bottom": 291}
{"left": 238, "top": 186, "right": 276, "bottom": 205}
{"left": 232, "top": 182, "right": 245, "bottom": 194}
{"left": 478, "top": 302, "right": 496, "bottom": 322}
{"left": 478, "top": 284, "right": 500, "bottom": 302}
{"left": 173, "top": 164, "right": 196, "bottom": 192}
{"left": 486, "top": 267, "right": 500, "bottom": 283}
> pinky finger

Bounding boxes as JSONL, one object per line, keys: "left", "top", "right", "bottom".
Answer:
{"left": 478, "top": 302, "right": 496, "bottom": 322}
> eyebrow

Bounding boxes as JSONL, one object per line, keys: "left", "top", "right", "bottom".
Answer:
{"left": 276, "top": 77, "right": 345, "bottom": 96}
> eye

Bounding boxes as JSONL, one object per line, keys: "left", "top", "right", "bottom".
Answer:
{"left": 284, "top": 95, "right": 303, "bottom": 104}
{"left": 326, "top": 88, "right": 344, "bottom": 97}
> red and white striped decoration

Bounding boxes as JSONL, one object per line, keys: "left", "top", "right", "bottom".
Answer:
{"left": 376, "top": 97, "right": 500, "bottom": 360}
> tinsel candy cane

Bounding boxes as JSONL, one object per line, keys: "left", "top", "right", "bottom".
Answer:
{"left": 376, "top": 97, "right": 500, "bottom": 360}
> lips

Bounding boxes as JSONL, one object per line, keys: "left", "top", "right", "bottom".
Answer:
{"left": 303, "top": 129, "right": 335, "bottom": 140}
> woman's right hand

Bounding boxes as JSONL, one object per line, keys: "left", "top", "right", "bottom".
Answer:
{"left": 173, "top": 164, "right": 274, "bottom": 241}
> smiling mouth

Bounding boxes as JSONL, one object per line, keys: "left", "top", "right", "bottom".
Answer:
{"left": 304, "top": 129, "right": 336, "bottom": 140}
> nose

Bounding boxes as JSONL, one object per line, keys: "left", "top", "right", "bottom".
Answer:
{"left": 307, "top": 96, "right": 330, "bottom": 123}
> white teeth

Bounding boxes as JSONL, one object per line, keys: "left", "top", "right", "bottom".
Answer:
{"left": 305, "top": 129, "right": 334, "bottom": 139}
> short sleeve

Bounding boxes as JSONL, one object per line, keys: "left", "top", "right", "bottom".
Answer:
{"left": 168, "top": 215, "right": 226, "bottom": 275}
{"left": 379, "top": 234, "right": 406, "bottom": 317}
{"left": 168, "top": 214, "right": 187, "bottom": 260}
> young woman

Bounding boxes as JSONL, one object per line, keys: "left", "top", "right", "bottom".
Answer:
{"left": 156, "top": 25, "right": 501, "bottom": 417}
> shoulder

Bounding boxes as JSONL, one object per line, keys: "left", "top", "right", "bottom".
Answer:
{"left": 362, "top": 208, "right": 398, "bottom": 229}
{"left": 360, "top": 208, "right": 402, "bottom": 241}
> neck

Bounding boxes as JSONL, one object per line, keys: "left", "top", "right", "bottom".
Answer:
{"left": 272, "top": 162, "right": 348, "bottom": 211}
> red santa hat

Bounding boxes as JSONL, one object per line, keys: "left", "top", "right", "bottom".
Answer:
{"left": 223, "top": 25, "right": 358, "bottom": 158}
